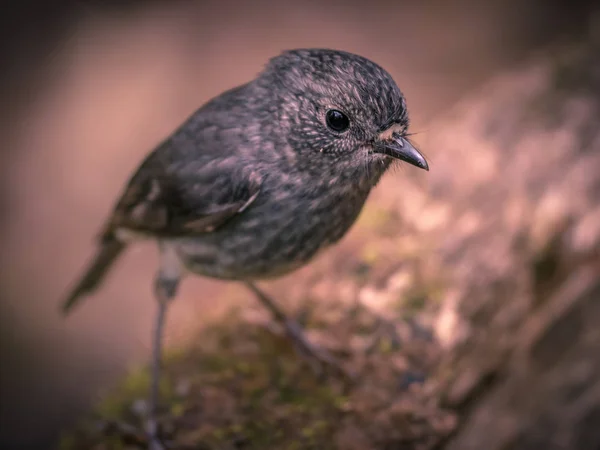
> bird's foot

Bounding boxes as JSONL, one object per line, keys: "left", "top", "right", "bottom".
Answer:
{"left": 145, "top": 417, "right": 167, "bottom": 450}
{"left": 98, "top": 418, "right": 169, "bottom": 449}
{"left": 282, "top": 318, "right": 355, "bottom": 381}
{"left": 148, "top": 436, "right": 167, "bottom": 450}
{"left": 244, "top": 282, "right": 355, "bottom": 380}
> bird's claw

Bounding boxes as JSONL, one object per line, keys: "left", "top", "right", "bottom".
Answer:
{"left": 148, "top": 437, "right": 167, "bottom": 450}
{"left": 146, "top": 418, "right": 168, "bottom": 450}
{"left": 98, "top": 418, "right": 169, "bottom": 449}
{"left": 282, "top": 319, "right": 356, "bottom": 381}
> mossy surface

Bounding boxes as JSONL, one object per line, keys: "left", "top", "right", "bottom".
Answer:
{"left": 60, "top": 300, "right": 455, "bottom": 450}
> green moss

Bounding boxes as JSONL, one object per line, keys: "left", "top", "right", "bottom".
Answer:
{"left": 57, "top": 433, "right": 77, "bottom": 450}
{"left": 360, "top": 245, "right": 380, "bottom": 264}
{"left": 405, "top": 291, "right": 427, "bottom": 312}
{"left": 95, "top": 363, "right": 175, "bottom": 420}
{"left": 63, "top": 295, "right": 454, "bottom": 449}
{"left": 356, "top": 206, "right": 394, "bottom": 231}
{"left": 393, "top": 279, "right": 447, "bottom": 319}
{"left": 378, "top": 335, "right": 395, "bottom": 354}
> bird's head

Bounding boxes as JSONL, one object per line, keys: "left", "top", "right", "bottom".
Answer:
{"left": 259, "top": 48, "right": 428, "bottom": 184}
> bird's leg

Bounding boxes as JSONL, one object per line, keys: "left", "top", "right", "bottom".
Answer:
{"left": 244, "top": 282, "right": 346, "bottom": 377}
{"left": 146, "top": 244, "right": 182, "bottom": 450}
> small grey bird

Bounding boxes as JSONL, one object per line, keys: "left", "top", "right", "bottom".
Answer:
{"left": 61, "top": 48, "right": 428, "bottom": 448}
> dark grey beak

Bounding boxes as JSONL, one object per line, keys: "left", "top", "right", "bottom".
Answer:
{"left": 374, "top": 134, "right": 429, "bottom": 171}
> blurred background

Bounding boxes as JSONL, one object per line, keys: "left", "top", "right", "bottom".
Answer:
{"left": 0, "top": 0, "right": 597, "bottom": 448}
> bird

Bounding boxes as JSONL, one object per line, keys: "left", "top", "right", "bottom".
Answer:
{"left": 60, "top": 48, "right": 429, "bottom": 448}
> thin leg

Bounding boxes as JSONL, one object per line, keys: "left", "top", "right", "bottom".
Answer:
{"left": 146, "top": 244, "right": 182, "bottom": 450}
{"left": 244, "top": 282, "right": 350, "bottom": 378}
{"left": 149, "top": 300, "right": 166, "bottom": 427}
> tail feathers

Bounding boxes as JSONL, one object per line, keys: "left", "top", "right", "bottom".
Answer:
{"left": 61, "top": 237, "right": 126, "bottom": 315}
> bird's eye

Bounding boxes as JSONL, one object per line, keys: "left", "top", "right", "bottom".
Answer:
{"left": 325, "top": 109, "right": 350, "bottom": 132}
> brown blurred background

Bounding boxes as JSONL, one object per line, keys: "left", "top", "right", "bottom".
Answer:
{"left": 0, "top": 0, "right": 595, "bottom": 448}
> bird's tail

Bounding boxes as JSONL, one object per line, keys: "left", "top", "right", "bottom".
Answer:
{"left": 61, "top": 234, "right": 127, "bottom": 315}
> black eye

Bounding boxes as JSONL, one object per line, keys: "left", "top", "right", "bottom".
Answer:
{"left": 325, "top": 109, "right": 350, "bottom": 132}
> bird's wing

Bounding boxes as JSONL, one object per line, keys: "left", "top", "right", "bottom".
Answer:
{"left": 103, "top": 150, "right": 262, "bottom": 238}
{"left": 62, "top": 143, "right": 262, "bottom": 314}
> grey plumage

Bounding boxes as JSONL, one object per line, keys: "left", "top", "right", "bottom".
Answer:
{"left": 62, "top": 49, "right": 427, "bottom": 313}
{"left": 61, "top": 49, "right": 429, "bottom": 447}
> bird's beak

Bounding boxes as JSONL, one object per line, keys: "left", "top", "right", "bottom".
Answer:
{"left": 374, "top": 133, "right": 429, "bottom": 171}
